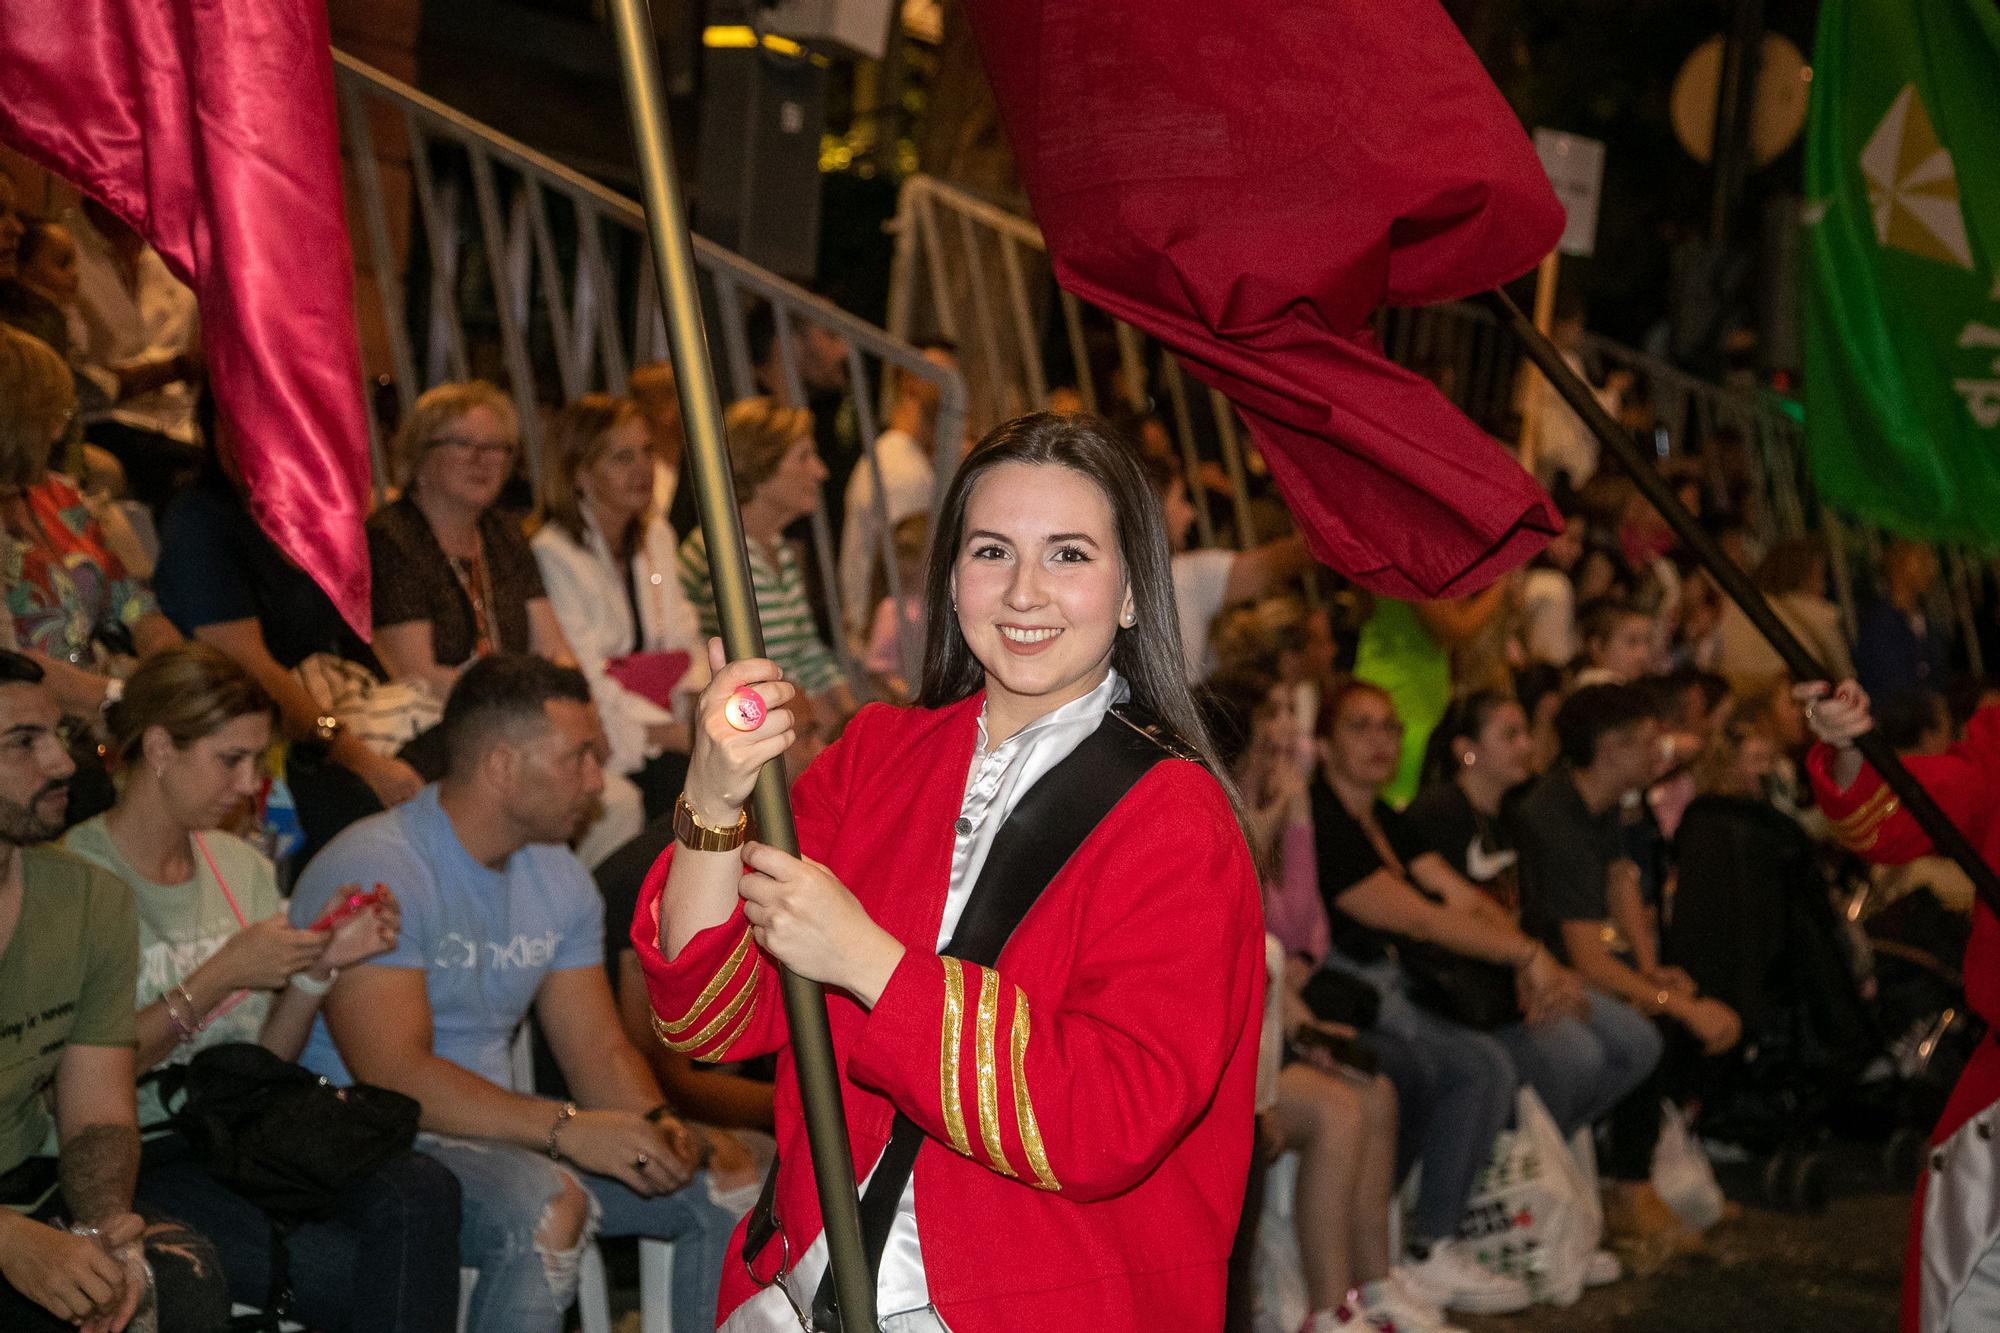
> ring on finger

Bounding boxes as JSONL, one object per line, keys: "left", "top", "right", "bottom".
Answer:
{"left": 1804, "top": 700, "right": 1817, "bottom": 723}
{"left": 724, "top": 686, "right": 767, "bottom": 732}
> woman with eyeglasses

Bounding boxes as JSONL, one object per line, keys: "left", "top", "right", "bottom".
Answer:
{"left": 363, "top": 382, "right": 664, "bottom": 864}
{"left": 367, "top": 380, "right": 575, "bottom": 701}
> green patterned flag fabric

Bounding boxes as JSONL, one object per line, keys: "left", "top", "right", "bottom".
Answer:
{"left": 1803, "top": 0, "right": 2000, "bottom": 544}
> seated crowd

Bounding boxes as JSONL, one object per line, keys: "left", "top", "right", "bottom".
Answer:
{"left": 0, "top": 171, "right": 1971, "bottom": 1333}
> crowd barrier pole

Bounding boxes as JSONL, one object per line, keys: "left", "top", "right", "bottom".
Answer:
{"left": 605, "top": 3, "right": 878, "bottom": 1328}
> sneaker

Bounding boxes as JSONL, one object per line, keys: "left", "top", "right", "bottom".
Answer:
{"left": 1364, "top": 1276, "right": 1468, "bottom": 1333}
{"left": 1584, "top": 1247, "right": 1624, "bottom": 1287}
{"left": 1395, "top": 1241, "right": 1534, "bottom": 1315}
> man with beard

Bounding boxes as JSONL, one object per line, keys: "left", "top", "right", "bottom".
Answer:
{"left": 287, "top": 654, "right": 736, "bottom": 1333}
{"left": 0, "top": 650, "right": 227, "bottom": 1331}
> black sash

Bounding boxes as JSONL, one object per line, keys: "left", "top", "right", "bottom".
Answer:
{"left": 738, "top": 700, "right": 1194, "bottom": 1330}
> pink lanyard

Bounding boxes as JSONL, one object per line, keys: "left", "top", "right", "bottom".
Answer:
{"left": 193, "top": 834, "right": 249, "bottom": 928}
{"left": 191, "top": 833, "right": 253, "bottom": 1021}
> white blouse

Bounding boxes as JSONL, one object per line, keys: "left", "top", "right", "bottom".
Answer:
{"left": 531, "top": 512, "right": 709, "bottom": 777}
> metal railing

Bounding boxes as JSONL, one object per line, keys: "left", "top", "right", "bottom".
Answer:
{"left": 886, "top": 173, "right": 1269, "bottom": 552}
{"left": 885, "top": 172, "right": 1989, "bottom": 674}
{"left": 333, "top": 50, "right": 964, "bottom": 683}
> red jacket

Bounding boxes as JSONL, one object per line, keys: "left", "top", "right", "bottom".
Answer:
{"left": 1808, "top": 709, "right": 2000, "bottom": 1333}
{"left": 633, "top": 694, "right": 1266, "bottom": 1331}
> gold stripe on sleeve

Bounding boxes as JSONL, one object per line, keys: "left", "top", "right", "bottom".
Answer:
{"left": 654, "top": 955, "right": 760, "bottom": 1053}
{"left": 695, "top": 993, "right": 760, "bottom": 1064}
{"left": 658, "top": 929, "right": 753, "bottom": 1036}
{"left": 975, "top": 967, "right": 1018, "bottom": 1178}
{"left": 1009, "top": 986, "right": 1059, "bottom": 1192}
{"left": 940, "top": 958, "right": 971, "bottom": 1156}
{"left": 1838, "top": 797, "right": 1900, "bottom": 852}
{"left": 1830, "top": 786, "right": 1895, "bottom": 838}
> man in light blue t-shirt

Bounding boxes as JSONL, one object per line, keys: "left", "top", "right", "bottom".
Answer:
{"left": 290, "top": 656, "right": 733, "bottom": 1333}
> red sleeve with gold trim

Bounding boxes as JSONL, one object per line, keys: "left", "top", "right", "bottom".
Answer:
{"left": 1804, "top": 707, "right": 2000, "bottom": 862}
{"left": 845, "top": 762, "right": 1264, "bottom": 1202}
{"left": 628, "top": 702, "right": 888, "bottom": 1062}
{"left": 632, "top": 880, "right": 784, "bottom": 1064}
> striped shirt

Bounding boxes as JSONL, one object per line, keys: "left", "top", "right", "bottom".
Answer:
{"left": 678, "top": 529, "right": 847, "bottom": 696}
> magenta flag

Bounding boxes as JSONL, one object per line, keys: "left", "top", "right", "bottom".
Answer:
{"left": 0, "top": 0, "right": 372, "bottom": 633}
{"left": 966, "top": 0, "right": 1566, "bottom": 597}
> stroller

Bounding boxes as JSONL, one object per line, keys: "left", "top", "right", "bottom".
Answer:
{"left": 1664, "top": 794, "right": 1888, "bottom": 1207}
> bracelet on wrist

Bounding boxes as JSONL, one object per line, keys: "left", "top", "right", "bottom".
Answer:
{"left": 175, "top": 982, "right": 207, "bottom": 1032}
{"left": 161, "top": 989, "right": 196, "bottom": 1043}
{"left": 289, "top": 968, "right": 339, "bottom": 997}
{"left": 546, "top": 1100, "right": 579, "bottom": 1161}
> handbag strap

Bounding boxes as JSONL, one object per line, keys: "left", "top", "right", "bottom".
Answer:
{"left": 795, "top": 701, "right": 1190, "bottom": 1329}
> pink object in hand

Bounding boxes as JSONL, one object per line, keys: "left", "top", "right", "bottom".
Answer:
{"left": 724, "top": 687, "right": 767, "bottom": 732}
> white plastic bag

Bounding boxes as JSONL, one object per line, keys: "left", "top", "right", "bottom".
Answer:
{"left": 1457, "top": 1088, "right": 1596, "bottom": 1306}
{"left": 1253, "top": 1151, "right": 1311, "bottom": 1333}
{"left": 1651, "top": 1099, "right": 1725, "bottom": 1232}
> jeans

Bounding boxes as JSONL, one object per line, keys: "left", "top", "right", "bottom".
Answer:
{"left": 0, "top": 1191, "right": 229, "bottom": 1333}
{"left": 1605, "top": 1018, "right": 1702, "bottom": 1181}
{"left": 420, "top": 1132, "right": 736, "bottom": 1333}
{"left": 135, "top": 1135, "right": 461, "bottom": 1332}
{"left": 1347, "top": 966, "right": 1517, "bottom": 1246}
{"left": 1495, "top": 992, "right": 1664, "bottom": 1139}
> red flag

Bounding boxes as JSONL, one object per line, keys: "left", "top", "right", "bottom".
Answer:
{"left": 0, "top": 1, "right": 372, "bottom": 634}
{"left": 965, "top": 0, "right": 1565, "bottom": 598}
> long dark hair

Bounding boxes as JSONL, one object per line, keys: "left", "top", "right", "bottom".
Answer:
{"left": 1420, "top": 689, "right": 1515, "bottom": 790}
{"left": 917, "top": 411, "right": 1235, "bottom": 802}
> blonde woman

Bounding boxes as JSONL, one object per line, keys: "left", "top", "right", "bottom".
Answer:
{"left": 677, "top": 396, "right": 856, "bottom": 723}
{"left": 366, "top": 380, "right": 574, "bottom": 699}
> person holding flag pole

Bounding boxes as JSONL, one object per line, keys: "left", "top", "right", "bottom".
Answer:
{"left": 1789, "top": 3, "right": 2000, "bottom": 1329}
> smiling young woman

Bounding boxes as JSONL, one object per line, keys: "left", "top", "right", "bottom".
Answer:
{"left": 638, "top": 411, "right": 1265, "bottom": 1333}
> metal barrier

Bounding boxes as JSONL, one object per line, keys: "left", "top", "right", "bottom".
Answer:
{"left": 886, "top": 173, "right": 1268, "bottom": 551}
{"left": 886, "top": 172, "right": 1989, "bottom": 673}
{"left": 333, "top": 50, "right": 964, "bottom": 684}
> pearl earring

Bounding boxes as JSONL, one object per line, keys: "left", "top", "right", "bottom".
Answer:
{"left": 1461, "top": 752, "right": 1476, "bottom": 767}
{"left": 1120, "top": 609, "right": 1136, "bottom": 628}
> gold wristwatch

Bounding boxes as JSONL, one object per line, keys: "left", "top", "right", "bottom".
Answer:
{"left": 673, "top": 792, "right": 749, "bottom": 852}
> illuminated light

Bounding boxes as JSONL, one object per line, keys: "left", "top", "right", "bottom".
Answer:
{"left": 700, "top": 25, "right": 809, "bottom": 58}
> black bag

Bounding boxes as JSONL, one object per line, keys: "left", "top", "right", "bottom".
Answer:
{"left": 1395, "top": 940, "right": 1522, "bottom": 1030}
{"left": 1300, "top": 964, "right": 1381, "bottom": 1030}
{"left": 156, "top": 1042, "right": 420, "bottom": 1224}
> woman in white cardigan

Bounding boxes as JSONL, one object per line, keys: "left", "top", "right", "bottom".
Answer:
{"left": 533, "top": 394, "right": 710, "bottom": 818}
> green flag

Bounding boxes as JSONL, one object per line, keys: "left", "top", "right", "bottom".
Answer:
{"left": 1804, "top": 0, "right": 2000, "bottom": 544}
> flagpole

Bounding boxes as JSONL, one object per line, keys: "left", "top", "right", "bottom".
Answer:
{"left": 1483, "top": 287, "right": 2000, "bottom": 912}
{"left": 604, "top": 4, "right": 878, "bottom": 1329}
